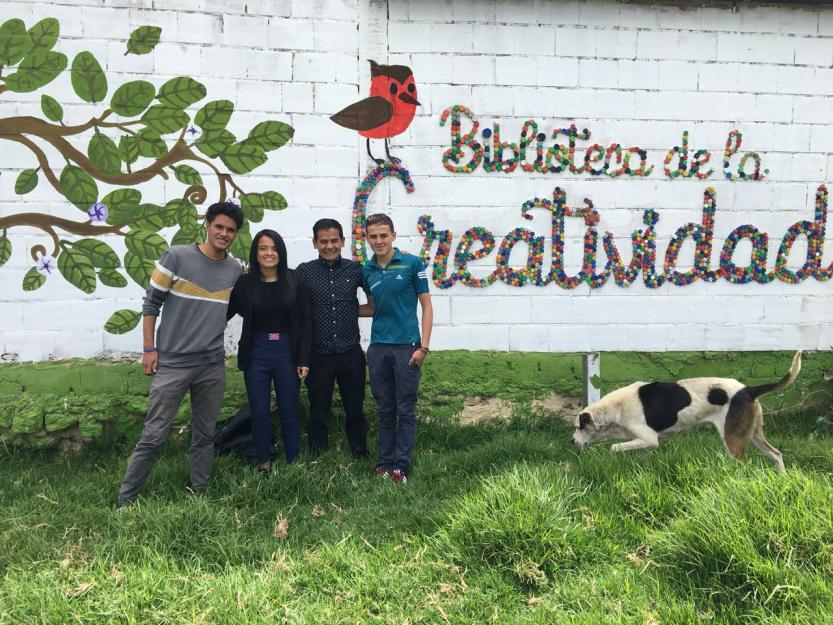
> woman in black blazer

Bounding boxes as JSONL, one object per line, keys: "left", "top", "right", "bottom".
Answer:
{"left": 227, "top": 229, "right": 311, "bottom": 472}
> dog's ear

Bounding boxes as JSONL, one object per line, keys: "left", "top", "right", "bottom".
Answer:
{"left": 579, "top": 412, "right": 592, "bottom": 429}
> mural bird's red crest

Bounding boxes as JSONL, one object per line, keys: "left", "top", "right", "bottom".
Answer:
{"left": 330, "top": 60, "right": 420, "bottom": 165}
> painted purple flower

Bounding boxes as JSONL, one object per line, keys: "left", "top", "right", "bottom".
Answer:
{"left": 186, "top": 124, "right": 201, "bottom": 138}
{"left": 37, "top": 255, "right": 55, "bottom": 275}
{"left": 88, "top": 202, "right": 108, "bottom": 222}
{"left": 228, "top": 196, "right": 241, "bottom": 207}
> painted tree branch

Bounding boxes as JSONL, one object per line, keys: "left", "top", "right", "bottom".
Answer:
{"left": 6, "top": 133, "right": 62, "bottom": 193}
{"left": 0, "top": 115, "right": 243, "bottom": 199}
{"left": 0, "top": 213, "right": 126, "bottom": 259}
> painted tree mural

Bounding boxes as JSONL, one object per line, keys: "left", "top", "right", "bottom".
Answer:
{"left": 0, "top": 18, "right": 293, "bottom": 334}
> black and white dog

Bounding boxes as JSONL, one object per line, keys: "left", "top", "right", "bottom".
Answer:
{"left": 571, "top": 351, "right": 802, "bottom": 470}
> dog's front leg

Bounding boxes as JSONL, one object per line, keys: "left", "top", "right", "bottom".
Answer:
{"left": 610, "top": 427, "right": 659, "bottom": 453}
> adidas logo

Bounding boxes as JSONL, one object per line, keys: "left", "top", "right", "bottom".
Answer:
{"left": 396, "top": 275, "right": 404, "bottom": 280}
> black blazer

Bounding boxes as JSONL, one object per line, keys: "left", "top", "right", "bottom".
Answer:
{"left": 227, "top": 269, "right": 312, "bottom": 371}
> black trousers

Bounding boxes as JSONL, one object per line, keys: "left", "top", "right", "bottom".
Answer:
{"left": 305, "top": 346, "right": 368, "bottom": 457}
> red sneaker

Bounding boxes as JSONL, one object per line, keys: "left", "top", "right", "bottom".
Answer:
{"left": 391, "top": 469, "right": 408, "bottom": 484}
{"left": 374, "top": 466, "right": 390, "bottom": 478}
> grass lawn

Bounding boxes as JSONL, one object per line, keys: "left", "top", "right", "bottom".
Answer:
{"left": 1, "top": 376, "right": 832, "bottom": 624}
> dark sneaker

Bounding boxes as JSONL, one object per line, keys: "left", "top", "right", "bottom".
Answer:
{"left": 391, "top": 469, "right": 408, "bottom": 484}
{"left": 374, "top": 465, "right": 390, "bottom": 478}
{"left": 185, "top": 482, "right": 207, "bottom": 496}
{"left": 115, "top": 498, "right": 135, "bottom": 511}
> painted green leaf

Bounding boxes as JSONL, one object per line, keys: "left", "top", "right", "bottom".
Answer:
{"left": 229, "top": 226, "right": 252, "bottom": 261}
{"left": 221, "top": 141, "right": 267, "bottom": 174}
{"left": 195, "top": 129, "right": 235, "bottom": 159}
{"left": 4, "top": 50, "right": 67, "bottom": 92}
{"left": 195, "top": 100, "right": 233, "bottom": 131}
{"left": 247, "top": 121, "right": 294, "bottom": 151}
{"left": 240, "top": 193, "right": 265, "bottom": 223}
{"left": 175, "top": 199, "right": 197, "bottom": 227}
{"left": 98, "top": 269, "right": 128, "bottom": 288}
{"left": 14, "top": 169, "right": 38, "bottom": 195}
{"left": 263, "top": 190, "right": 288, "bottom": 211}
{"left": 40, "top": 94, "right": 63, "bottom": 122}
{"left": 58, "top": 248, "right": 97, "bottom": 294}
{"left": 0, "top": 19, "right": 32, "bottom": 66}
{"left": 88, "top": 132, "right": 121, "bottom": 176}
{"left": 104, "top": 309, "right": 141, "bottom": 334}
{"left": 159, "top": 199, "right": 187, "bottom": 227}
{"left": 125, "top": 25, "right": 161, "bottom": 56}
{"left": 157, "top": 76, "right": 207, "bottom": 109}
{"left": 118, "top": 135, "right": 139, "bottom": 165}
{"left": 142, "top": 104, "right": 188, "bottom": 134}
{"left": 172, "top": 164, "right": 203, "bottom": 186}
{"left": 136, "top": 128, "right": 167, "bottom": 158}
{"left": 124, "top": 251, "right": 155, "bottom": 288}
{"left": 126, "top": 230, "right": 168, "bottom": 260}
{"left": 71, "top": 51, "right": 108, "bottom": 103}
{"left": 171, "top": 223, "right": 202, "bottom": 246}
{"left": 59, "top": 164, "right": 98, "bottom": 212}
{"left": 110, "top": 80, "right": 155, "bottom": 117}
{"left": 72, "top": 239, "right": 120, "bottom": 269}
{"left": 103, "top": 188, "right": 141, "bottom": 225}
{"left": 0, "top": 235, "right": 11, "bottom": 267}
{"left": 28, "top": 18, "right": 59, "bottom": 51}
{"left": 131, "top": 204, "right": 165, "bottom": 232}
{"left": 23, "top": 266, "right": 46, "bottom": 291}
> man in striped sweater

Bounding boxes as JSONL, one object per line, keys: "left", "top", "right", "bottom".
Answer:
{"left": 117, "top": 202, "right": 243, "bottom": 509}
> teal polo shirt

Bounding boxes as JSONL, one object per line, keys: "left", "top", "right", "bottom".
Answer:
{"left": 363, "top": 248, "right": 429, "bottom": 344}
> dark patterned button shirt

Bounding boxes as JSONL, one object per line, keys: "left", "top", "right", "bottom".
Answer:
{"left": 296, "top": 257, "right": 365, "bottom": 354}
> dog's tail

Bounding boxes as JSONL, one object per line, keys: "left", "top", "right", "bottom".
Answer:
{"left": 745, "top": 350, "right": 802, "bottom": 400}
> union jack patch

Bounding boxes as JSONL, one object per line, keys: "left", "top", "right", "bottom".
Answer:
{"left": 268, "top": 333, "right": 280, "bottom": 341}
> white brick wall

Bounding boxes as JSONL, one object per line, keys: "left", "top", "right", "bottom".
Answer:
{"left": 1, "top": 0, "right": 832, "bottom": 360}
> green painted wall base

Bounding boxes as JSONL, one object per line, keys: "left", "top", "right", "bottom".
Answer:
{"left": 2, "top": 351, "right": 829, "bottom": 450}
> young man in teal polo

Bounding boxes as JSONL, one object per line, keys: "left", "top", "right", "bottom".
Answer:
{"left": 363, "top": 213, "right": 433, "bottom": 484}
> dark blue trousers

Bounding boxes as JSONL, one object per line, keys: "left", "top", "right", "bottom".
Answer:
{"left": 243, "top": 332, "right": 300, "bottom": 463}
{"left": 367, "top": 343, "right": 421, "bottom": 472}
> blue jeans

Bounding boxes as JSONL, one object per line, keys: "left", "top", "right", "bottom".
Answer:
{"left": 243, "top": 332, "right": 300, "bottom": 463}
{"left": 367, "top": 343, "right": 421, "bottom": 472}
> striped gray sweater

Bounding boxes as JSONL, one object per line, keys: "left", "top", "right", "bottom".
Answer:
{"left": 143, "top": 244, "right": 242, "bottom": 367}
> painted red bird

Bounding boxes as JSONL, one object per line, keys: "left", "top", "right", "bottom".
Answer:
{"left": 331, "top": 60, "right": 420, "bottom": 164}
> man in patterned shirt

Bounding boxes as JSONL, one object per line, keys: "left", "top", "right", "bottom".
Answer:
{"left": 296, "top": 219, "right": 371, "bottom": 459}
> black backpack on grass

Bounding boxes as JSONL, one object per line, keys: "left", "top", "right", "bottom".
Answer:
{"left": 215, "top": 404, "right": 279, "bottom": 465}
{"left": 214, "top": 405, "right": 258, "bottom": 465}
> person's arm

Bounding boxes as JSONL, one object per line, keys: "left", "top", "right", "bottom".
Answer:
{"left": 296, "top": 278, "right": 312, "bottom": 379}
{"left": 226, "top": 277, "right": 244, "bottom": 321}
{"left": 357, "top": 267, "right": 373, "bottom": 316}
{"left": 409, "top": 292, "right": 433, "bottom": 367}
{"left": 141, "top": 250, "right": 175, "bottom": 375}
{"left": 358, "top": 297, "right": 374, "bottom": 317}
{"left": 142, "top": 315, "right": 159, "bottom": 375}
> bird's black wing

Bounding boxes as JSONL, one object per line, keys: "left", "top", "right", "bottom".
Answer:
{"left": 330, "top": 96, "right": 393, "bottom": 131}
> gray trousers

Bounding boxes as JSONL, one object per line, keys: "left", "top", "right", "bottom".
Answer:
{"left": 118, "top": 361, "right": 226, "bottom": 504}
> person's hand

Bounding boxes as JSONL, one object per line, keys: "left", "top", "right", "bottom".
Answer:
{"left": 297, "top": 366, "right": 309, "bottom": 379}
{"left": 409, "top": 349, "right": 427, "bottom": 368}
{"left": 142, "top": 350, "right": 158, "bottom": 375}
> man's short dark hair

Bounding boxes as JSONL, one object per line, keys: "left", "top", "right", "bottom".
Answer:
{"left": 205, "top": 201, "right": 244, "bottom": 229}
{"left": 313, "top": 218, "right": 344, "bottom": 241}
{"left": 366, "top": 213, "right": 394, "bottom": 233}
